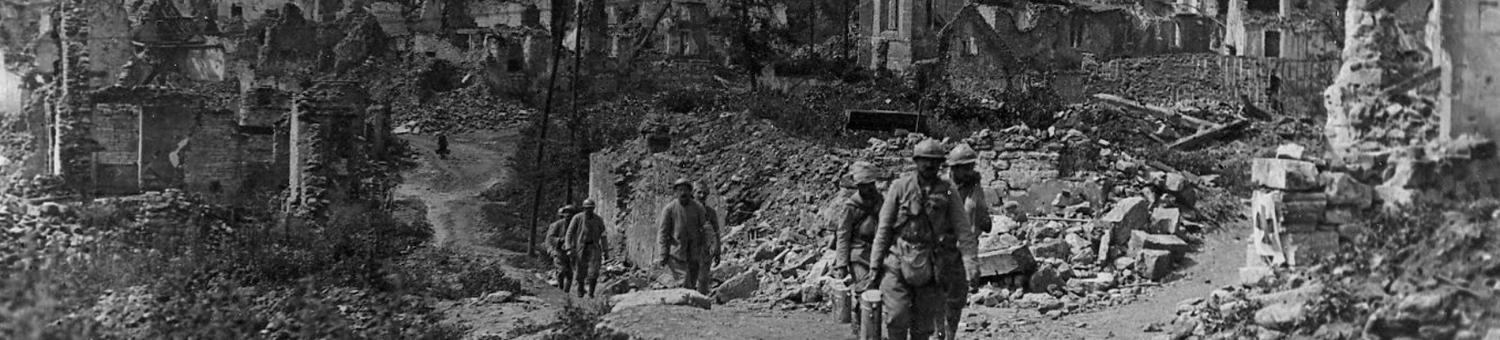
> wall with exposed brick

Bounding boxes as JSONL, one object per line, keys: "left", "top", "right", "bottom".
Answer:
{"left": 88, "top": 103, "right": 142, "bottom": 194}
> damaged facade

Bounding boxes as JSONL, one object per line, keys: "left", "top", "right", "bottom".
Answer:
{"left": 868, "top": 0, "right": 1222, "bottom": 73}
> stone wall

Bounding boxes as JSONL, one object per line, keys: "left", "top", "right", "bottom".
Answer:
{"left": 88, "top": 103, "right": 141, "bottom": 194}
{"left": 1084, "top": 53, "right": 1337, "bottom": 114}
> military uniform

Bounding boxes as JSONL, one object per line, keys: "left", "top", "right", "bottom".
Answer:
{"left": 837, "top": 185, "right": 883, "bottom": 287}
{"left": 659, "top": 181, "right": 712, "bottom": 293}
{"left": 567, "top": 202, "right": 607, "bottom": 297}
{"left": 698, "top": 193, "right": 722, "bottom": 290}
{"left": 871, "top": 172, "right": 974, "bottom": 340}
{"left": 936, "top": 144, "right": 988, "bottom": 340}
{"left": 545, "top": 206, "right": 576, "bottom": 292}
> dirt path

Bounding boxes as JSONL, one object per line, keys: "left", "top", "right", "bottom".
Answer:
{"left": 394, "top": 131, "right": 1244, "bottom": 339}
{"left": 396, "top": 131, "right": 578, "bottom": 339}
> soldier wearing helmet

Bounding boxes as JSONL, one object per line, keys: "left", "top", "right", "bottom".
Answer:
{"left": 546, "top": 205, "right": 578, "bottom": 292}
{"left": 696, "top": 187, "right": 722, "bottom": 290}
{"left": 936, "top": 143, "right": 989, "bottom": 340}
{"left": 869, "top": 139, "right": 974, "bottom": 340}
{"left": 835, "top": 162, "right": 884, "bottom": 288}
{"left": 567, "top": 199, "right": 608, "bottom": 297}
{"left": 657, "top": 177, "right": 713, "bottom": 293}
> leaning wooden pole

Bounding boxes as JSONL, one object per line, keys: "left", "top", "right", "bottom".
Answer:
{"left": 530, "top": 10, "right": 569, "bottom": 256}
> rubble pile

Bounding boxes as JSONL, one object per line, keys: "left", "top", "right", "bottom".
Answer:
{"left": 389, "top": 84, "right": 535, "bottom": 134}
{"left": 1163, "top": 205, "right": 1500, "bottom": 340}
{"left": 598, "top": 107, "right": 1238, "bottom": 315}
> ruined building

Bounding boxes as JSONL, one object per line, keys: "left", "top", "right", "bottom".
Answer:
{"left": 867, "top": 0, "right": 1222, "bottom": 72}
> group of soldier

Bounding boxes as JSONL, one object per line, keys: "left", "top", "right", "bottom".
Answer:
{"left": 543, "top": 139, "right": 989, "bottom": 340}
{"left": 545, "top": 178, "right": 722, "bottom": 298}
{"left": 545, "top": 199, "right": 607, "bottom": 297}
{"left": 839, "top": 139, "right": 992, "bottom": 340}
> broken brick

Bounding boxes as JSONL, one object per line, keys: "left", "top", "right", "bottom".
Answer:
{"left": 712, "top": 268, "right": 762, "bottom": 303}
{"left": 1252, "top": 158, "right": 1320, "bottom": 191}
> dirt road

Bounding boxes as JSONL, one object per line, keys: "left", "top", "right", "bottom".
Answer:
{"left": 397, "top": 131, "right": 577, "bottom": 339}
{"left": 395, "top": 131, "right": 1242, "bottom": 339}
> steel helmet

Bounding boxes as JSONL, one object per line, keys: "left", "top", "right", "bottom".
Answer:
{"left": 913, "top": 139, "right": 948, "bottom": 160}
{"left": 851, "top": 164, "right": 879, "bottom": 184}
{"left": 671, "top": 177, "right": 693, "bottom": 189}
{"left": 947, "top": 143, "right": 978, "bottom": 166}
{"left": 581, "top": 199, "right": 596, "bottom": 208}
{"left": 558, "top": 205, "right": 576, "bottom": 215}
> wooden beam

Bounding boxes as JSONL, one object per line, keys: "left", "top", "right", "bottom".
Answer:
{"left": 1380, "top": 67, "right": 1441, "bottom": 97}
{"left": 1167, "top": 119, "right": 1249, "bottom": 150}
{"left": 1093, "top": 94, "right": 1216, "bottom": 130}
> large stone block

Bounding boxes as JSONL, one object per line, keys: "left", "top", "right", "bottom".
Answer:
{"left": 1027, "top": 263, "right": 1068, "bottom": 292}
{"left": 1252, "top": 158, "right": 1320, "bottom": 191}
{"left": 1321, "top": 172, "right": 1373, "bottom": 207}
{"left": 611, "top": 289, "right": 713, "bottom": 313}
{"left": 976, "top": 246, "right": 1034, "bottom": 278}
{"left": 712, "top": 268, "right": 762, "bottom": 303}
{"left": 1031, "top": 239, "right": 1072, "bottom": 260}
{"left": 1100, "top": 197, "right": 1151, "bottom": 244}
{"left": 1284, "top": 231, "right": 1338, "bottom": 266}
{"left": 1137, "top": 249, "right": 1174, "bottom": 281}
{"left": 1150, "top": 208, "right": 1182, "bottom": 234}
{"left": 1126, "top": 230, "right": 1190, "bottom": 259}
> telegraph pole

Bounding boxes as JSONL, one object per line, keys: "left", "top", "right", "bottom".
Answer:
{"left": 530, "top": 1, "right": 571, "bottom": 256}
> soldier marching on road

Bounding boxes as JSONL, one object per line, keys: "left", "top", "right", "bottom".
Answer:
{"left": 545, "top": 205, "right": 577, "bottom": 292}
{"left": 567, "top": 199, "right": 608, "bottom": 297}
{"left": 869, "top": 140, "right": 975, "bottom": 340}
{"left": 936, "top": 143, "right": 989, "bottom": 340}
{"left": 836, "top": 163, "right": 884, "bottom": 289}
{"left": 657, "top": 178, "right": 713, "bottom": 294}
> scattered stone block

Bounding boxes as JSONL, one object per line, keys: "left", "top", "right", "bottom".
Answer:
{"left": 1375, "top": 185, "right": 1416, "bottom": 209}
{"left": 1284, "top": 231, "right": 1338, "bottom": 266}
{"left": 1070, "top": 273, "right": 1117, "bottom": 292}
{"left": 1250, "top": 283, "right": 1325, "bottom": 306}
{"left": 1255, "top": 302, "right": 1307, "bottom": 330}
{"left": 1322, "top": 172, "right": 1373, "bottom": 207}
{"left": 611, "top": 289, "right": 713, "bottom": 313}
{"left": 979, "top": 233, "right": 1022, "bottom": 252}
{"left": 1100, "top": 197, "right": 1150, "bottom": 244}
{"left": 976, "top": 246, "right": 1034, "bottom": 278}
{"left": 1063, "top": 232, "right": 1091, "bottom": 249}
{"left": 712, "top": 269, "right": 762, "bottom": 303}
{"left": 1239, "top": 266, "right": 1274, "bottom": 286}
{"left": 1028, "top": 264, "right": 1068, "bottom": 293}
{"left": 482, "top": 291, "right": 515, "bottom": 304}
{"left": 1252, "top": 158, "right": 1320, "bottom": 191}
{"left": 1323, "top": 208, "right": 1357, "bottom": 225}
{"left": 1113, "top": 256, "right": 1137, "bottom": 270}
{"left": 1031, "top": 239, "right": 1072, "bottom": 260}
{"left": 1136, "top": 249, "right": 1174, "bottom": 281}
{"left": 1127, "top": 230, "right": 1190, "bottom": 259}
{"left": 1277, "top": 192, "right": 1329, "bottom": 225}
{"left": 712, "top": 262, "right": 747, "bottom": 281}
{"left": 753, "top": 243, "right": 783, "bottom": 261}
{"left": 1150, "top": 208, "right": 1182, "bottom": 234}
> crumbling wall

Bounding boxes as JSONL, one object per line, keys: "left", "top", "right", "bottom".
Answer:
{"left": 86, "top": 1, "right": 132, "bottom": 88}
{"left": 87, "top": 103, "right": 142, "bottom": 194}
{"left": 1085, "top": 53, "right": 1337, "bottom": 114}
{"left": 1322, "top": 0, "right": 1428, "bottom": 163}
{"left": 1432, "top": 0, "right": 1500, "bottom": 142}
